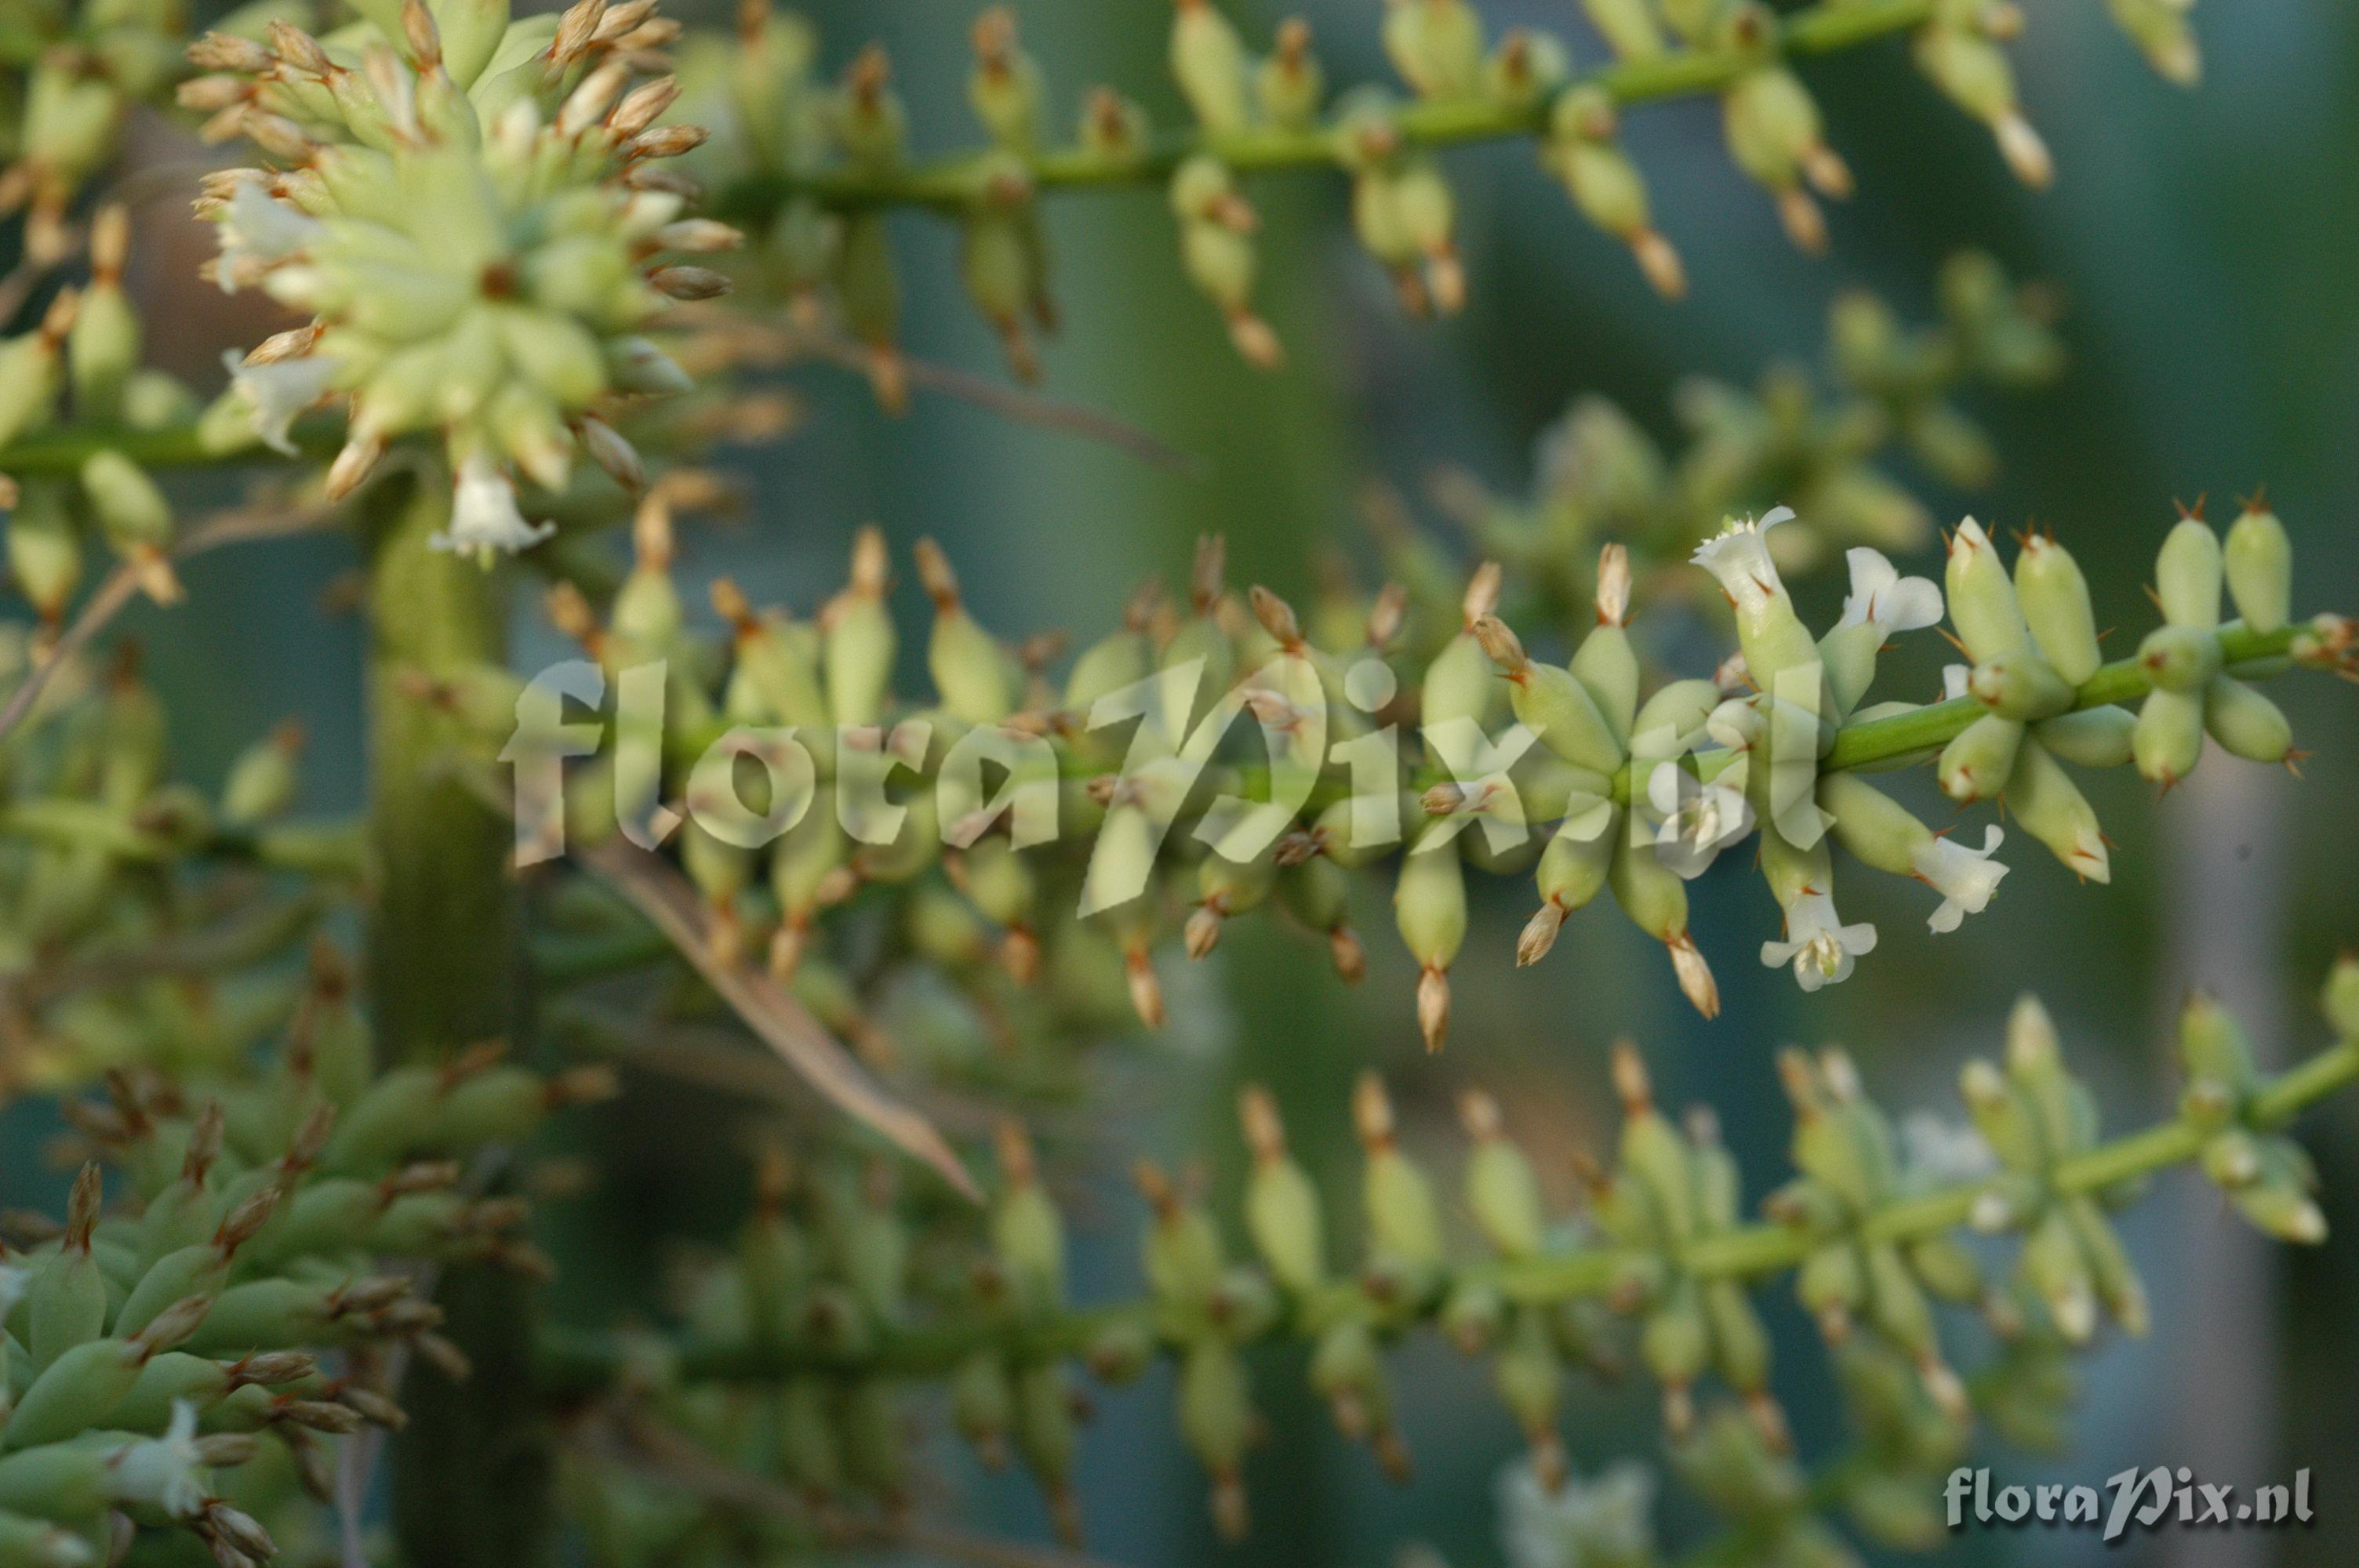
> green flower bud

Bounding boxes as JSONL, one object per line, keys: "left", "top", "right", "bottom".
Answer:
{"left": 2107, "top": 0, "right": 2201, "bottom": 85}
{"left": 1354, "top": 1075, "right": 1444, "bottom": 1269}
{"left": 2020, "top": 1207, "right": 2097, "bottom": 1342}
{"left": 1394, "top": 834, "right": 1466, "bottom": 1051}
{"left": 967, "top": 8, "right": 1044, "bottom": 152}
{"left": 1011, "top": 1360, "right": 1082, "bottom": 1540}
{"left": 2132, "top": 685, "right": 2205, "bottom": 786}
{"left": 1256, "top": 20, "right": 1324, "bottom": 129}
{"left": 6, "top": 1295, "right": 209, "bottom": 1450}
{"left": 958, "top": 162, "right": 1051, "bottom": 380}
{"left": 1545, "top": 91, "right": 1686, "bottom": 297}
{"left": 1493, "top": 1308, "right": 1567, "bottom": 1483}
{"left": 1472, "top": 615, "right": 1622, "bottom": 773}
{"left": 1819, "top": 772, "right": 1925, "bottom": 876}
{"left": 823, "top": 528, "right": 898, "bottom": 727}
{"left": 2204, "top": 675, "right": 2292, "bottom": 764}
{"left": 1172, "top": 158, "right": 1283, "bottom": 368}
{"left": 5, "top": 481, "right": 83, "bottom": 625}
{"left": 2012, "top": 530, "right": 2103, "bottom": 684}
{"left": 67, "top": 209, "right": 140, "bottom": 422}
{"left": 2137, "top": 623, "right": 2222, "bottom": 695}
{"left": 1459, "top": 1091, "right": 1546, "bottom": 1258}
{"left": 78, "top": 452, "right": 173, "bottom": 572}
{"left": 0, "top": 1509, "right": 98, "bottom": 1566}
{"left": 1914, "top": 23, "right": 2052, "bottom": 187}
{"left": 1797, "top": 1241, "right": 1864, "bottom": 1335}
{"left": 220, "top": 722, "right": 304, "bottom": 826}
{"left": 2032, "top": 704, "right": 2135, "bottom": 769}
{"left": 1969, "top": 655, "right": 2074, "bottom": 723}
{"left": 2223, "top": 498, "right": 2292, "bottom": 635}
{"left": 1382, "top": 0, "right": 1485, "bottom": 101}
{"left": 2324, "top": 956, "right": 2359, "bottom": 1040}
{"left": 1641, "top": 1287, "right": 1710, "bottom": 1432}
{"left": 913, "top": 540, "right": 1016, "bottom": 724}
{"left": 27, "top": 1168, "right": 107, "bottom": 1375}
{"left": 2066, "top": 1197, "right": 2149, "bottom": 1334}
{"left": 0, "top": 292, "right": 74, "bottom": 448}
{"left": 1936, "top": 712, "right": 2021, "bottom": 804}
{"left": 1610, "top": 830, "right": 1717, "bottom": 1017}
{"left": 990, "top": 1123, "right": 1067, "bottom": 1312}
{"left": 1177, "top": 1340, "right": 1254, "bottom": 1541}
{"left": 2155, "top": 514, "right": 2223, "bottom": 628}
{"left": 1582, "top": 0, "right": 1665, "bottom": 58}
{"left": 1083, "top": 1318, "right": 1156, "bottom": 1384}
{"left": 1171, "top": 0, "right": 1252, "bottom": 136}
{"left": 1239, "top": 1087, "right": 1325, "bottom": 1294}
{"left": 2003, "top": 737, "right": 2107, "bottom": 880}
{"left": 951, "top": 1352, "right": 1015, "bottom": 1468}
{"left": 1136, "top": 1160, "right": 1226, "bottom": 1308}
{"left": 1722, "top": 65, "right": 1849, "bottom": 252}
{"left": 1945, "top": 518, "right": 2034, "bottom": 664}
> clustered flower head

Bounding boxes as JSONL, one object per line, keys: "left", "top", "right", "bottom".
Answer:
{"left": 0, "top": 938, "right": 609, "bottom": 1566}
{"left": 447, "top": 465, "right": 2355, "bottom": 1084}
{"left": 591, "top": 970, "right": 2355, "bottom": 1566}
{"left": 182, "top": 0, "right": 730, "bottom": 560}
{"left": 0, "top": 0, "right": 186, "bottom": 265}
{"left": 623, "top": 0, "right": 2198, "bottom": 379}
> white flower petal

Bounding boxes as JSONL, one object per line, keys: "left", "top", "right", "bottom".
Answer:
{"left": 431, "top": 459, "right": 558, "bottom": 560}
{"left": 222, "top": 349, "right": 337, "bottom": 456}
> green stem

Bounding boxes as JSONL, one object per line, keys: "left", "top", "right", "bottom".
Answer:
{"left": 364, "top": 477, "right": 554, "bottom": 1568}
{"left": 718, "top": 0, "right": 1936, "bottom": 216}
{"left": 1608, "top": 619, "right": 2307, "bottom": 800}
{"left": 535, "top": 1033, "right": 2359, "bottom": 1391}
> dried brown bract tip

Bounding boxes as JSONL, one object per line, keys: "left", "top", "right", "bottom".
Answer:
{"left": 1237, "top": 1084, "right": 1288, "bottom": 1163}
{"left": 1595, "top": 543, "right": 1632, "bottom": 626}
{"left": 1668, "top": 931, "right": 1719, "bottom": 1018}
{"left": 1457, "top": 1088, "right": 1504, "bottom": 1142}
{"left": 991, "top": 1118, "right": 1040, "bottom": 1188}
{"left": 848, "top": 524, "right": 891, "bottom": 598}
{"left": 1248, "top": 584, "right": 1302, "bottom": 648}
{"left": 1470, "top": 613, "right": 1528, "bottom": 677}
{"left": 1351, "top": 1072, "right": 1396, "bottom": 1150}
{"left": 1608, "top": 1040, "right": 1652, "bottom": 1116}
{"left": 65, "top": 1160, "right": 102, "bottom": 1249}
{"left": 1461, "top": 560, "right": 1503, "bottom": 626}
{"left": 913, "top": 537, "right": 961, "bottom": 611}
{"left": 1190, "top": 533, "right": 1227, "bottom": 612}
{"left": 1125, "top": 945, "right": 1165, "bottom": 1029}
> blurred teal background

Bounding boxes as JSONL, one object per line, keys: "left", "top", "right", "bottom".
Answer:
{"left": 12, "top": 0, "right": 2359, "bottom": 1564}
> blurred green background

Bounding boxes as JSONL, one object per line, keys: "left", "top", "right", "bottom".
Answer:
{"left": 13, "top": 1, "right": 2359, "bottom": 1564}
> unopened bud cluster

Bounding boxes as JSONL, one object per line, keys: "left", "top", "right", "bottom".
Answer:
{"left": 0, "top": 939, "right": 606, "bottom": 1566}
{"left": 181, "top": 0, "right": 727, "bottom": 559}
{"left": 471, "top": 485, "right": 2349, "bottom": 1062}
{"left": 565, "top": 965, "right": 2356, "bottom": 1563}
{"left": 649, "top": 0, "right": 2197, "bottom": 381}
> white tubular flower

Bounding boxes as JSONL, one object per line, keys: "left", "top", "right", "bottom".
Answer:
{"left": 0, "top": 1262, "right": 28, "bottom": 1319}
{"left": 213, "top": 172, "right": 322, "bottom": 292}
{"left": 1913, "top": 823, "right": 2009, "bottom": 932}
{"left": 1760, "top": 886, "right": 1877, "bottom": 991}
{"left": 1899, "top": 1110, "right": 1997, "bottom": 1187}
{"left": 1645, "top": 758, "right": 1754, "bottom": 880}
{"left": 1942, "top": 662, "right": 1970, "bottom": 700}
{"left": 1689, "top": 504, "right": 1793, "bottom": 619}
{"left": 109, "top": 1401, "right": 209, "bottom": 1520}
{"left": 1498, "top": 1457, "right": 1657, "bottom": 1568}
{"left": 1837, "top": 546, "right": 1943, "bottom": 633}
{"left": 220, "top": 349, "right": 336, "bottom": 456}
{"left": 431, "top": 459, "right": 557, "bottom": 563}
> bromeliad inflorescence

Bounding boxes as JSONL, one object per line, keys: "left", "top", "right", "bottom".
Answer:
{"left": 185, "top": 0, "right": 726, "bottom": 560}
